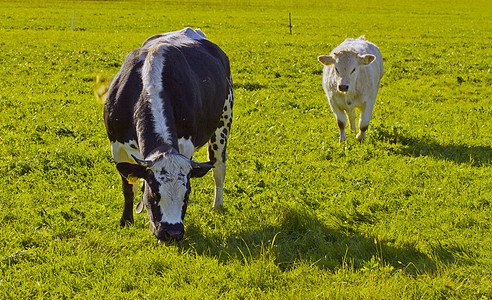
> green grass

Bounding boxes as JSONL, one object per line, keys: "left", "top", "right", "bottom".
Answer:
{"left": 0, "top": 0, "right": 491, "bottom": 298}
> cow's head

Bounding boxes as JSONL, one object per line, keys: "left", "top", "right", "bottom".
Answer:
{"left": 318, "top": 51, "right": 375, "bottom": 93}
{"left": 116, "top": 148, "right": 213, "bottom": 242}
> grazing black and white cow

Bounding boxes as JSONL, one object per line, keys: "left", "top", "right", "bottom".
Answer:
{"left": 104, "top": 28, "right": 234, "bottom": 242}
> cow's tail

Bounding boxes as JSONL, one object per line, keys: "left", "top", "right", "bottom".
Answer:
{"left": 227, "top": 74, "right": 234, "bottom": 103}
{"left": 94, "top": 74, "right": 113, "bottom": 104}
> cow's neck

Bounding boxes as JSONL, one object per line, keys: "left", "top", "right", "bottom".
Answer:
{"left": 136, "top": 100, "right": 179, "bottom": 158}
{"left": 138, "top": 135, "right": 178, "bottom": 159}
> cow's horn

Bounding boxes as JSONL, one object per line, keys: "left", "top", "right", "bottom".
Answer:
{"left": 190, "top": 160, "right": 215, "bottom": 169}
{"left": 135, "top": 201, "right": 144, "bottom": 214}
{"left": 131, "top": 155, "right": 154, "bottom": 167}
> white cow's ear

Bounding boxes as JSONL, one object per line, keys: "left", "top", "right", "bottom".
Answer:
{"left": 318, "top": 55, "right": 336, "bottom": 66}
{"left": 359, "top": 54, "right": 376, "bottom": 65}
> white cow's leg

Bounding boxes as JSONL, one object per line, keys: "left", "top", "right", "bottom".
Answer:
{"left": 209, "top": 128, "right": 228, "bottom": 208}
{"left": 210, "top": 154, "right": 225, "bottom": 208}
{"left": 344, "top": 93, "right": 357, "bottom": 133}
{"left": 347, "top": 107, "right": 357, "bottom": 132}
{"left": 208, "top": 85, "right": 233, "bottom": 208}
{"left": 331, "top": 104, "right": 347, "bottom": 142}
{"left": 357, "top": 101, "right": 375, "bottom": 142}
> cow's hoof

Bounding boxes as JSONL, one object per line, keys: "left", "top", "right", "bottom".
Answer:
{"left": 119, "top": 218, "right": 134, "bottom": 227}
{"left": 213, "top": 204, "right": 226, "bottom": 214}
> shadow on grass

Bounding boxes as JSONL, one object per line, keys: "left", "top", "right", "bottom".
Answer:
{"left": 179, "top": 206, "right": 450, "bottom": 274}
{"left": 372, "top": 125, "right": 491, "bottom": 166}
{"left": 234, "top": 81, "right": 266, "bottom": 91}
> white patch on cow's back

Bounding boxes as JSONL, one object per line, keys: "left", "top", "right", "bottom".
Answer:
{"left": 143, "top": 28, "right": 207, "bottom": 49}
{"left": 178, "top": 137, "right": 195, "bottom": 159}
{"left": 142, "top": 43, "right": 172, "bottom": 145}
{"left": 181, "top": 27, "right": 207, "bottom": 40}
{"left": 110, "top": 140, "right": 141, "bottom": 163}
{"left": 194, "top": 28, "right": 206, "bottom": 39}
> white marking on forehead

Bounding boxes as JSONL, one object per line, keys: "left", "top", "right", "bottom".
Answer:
{"left": 178, "top": 137, "right": 195, "bottom": 159}
{"left": 142, "top": 43, "right": 172, "bottom": 144}
{"left": 147, "top": 153, "right": 191, "bottom": 225}
{"left": 110, "top": 140, "right": 140, "bottom": 163}
{"left": 334, "top": 51, "right": 358, "bottom": 66}
{"left": 158, "top": 182, "right": 186, "bottom": 224}
{"left": 147, "top": 152, "right": 192, "bottom": 173}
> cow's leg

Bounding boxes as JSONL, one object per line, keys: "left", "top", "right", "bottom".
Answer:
{"left": 356, "top": 100, "right": 375, "bottom": 142}
{"left": 208, "top": 87, "right": 233, "bottom": 208}
{"left": 347, "top": 107, "right": 357, "bottom": 133}
{"left": 331, "top": 104, "right": 347, "bottom": 142}
{"left": 120, "top": 175, "right": 138, "bottom": 227}
{"left": 111, "top": 140, "right": 140, "bottom": 226}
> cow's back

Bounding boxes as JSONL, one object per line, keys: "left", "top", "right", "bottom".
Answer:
{"left": 145, "top": 31, "right": 230, "bottom": 147}
{"left": 104, "top": 48, "right": 146, "bottom": 144}
{"left": 104, "top": 28, "right": 231, "bottom": 149}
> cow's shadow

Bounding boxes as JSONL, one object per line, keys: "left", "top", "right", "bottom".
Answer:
{"left": 172, "top": 125, "right": 489, "bottom": 272}
{"left": 371, "top": 125, "right": 491, "bottom": 166}
{"left": 177, "top": 206, "right": 452, "bottom": 273}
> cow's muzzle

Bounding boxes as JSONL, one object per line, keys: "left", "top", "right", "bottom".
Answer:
{"left": 155, "top": 222, "right": 184, "bottom": 242}
{"left": 338, "top": 84, "right": 349, "bottom": 92}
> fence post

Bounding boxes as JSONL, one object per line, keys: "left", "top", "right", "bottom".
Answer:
{"left": 289, "top": 13, "right": 292, "bottom": 35}
{"left": 71, "top": 10, "right": 75, "bottom": 31}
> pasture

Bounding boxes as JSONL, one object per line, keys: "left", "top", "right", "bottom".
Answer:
{"left": 0, "top": 0, "right": 490, "bottom": 298}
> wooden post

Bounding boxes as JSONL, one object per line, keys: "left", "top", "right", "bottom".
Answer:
{"left": 289, "top": 13, "right": 292, "bottom": 35}
{"left": 71, "top": 10, "right": 75, "bottom": 31}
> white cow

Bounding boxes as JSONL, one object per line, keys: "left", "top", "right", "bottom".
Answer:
{"left": 318, "top": 36, "right": 384, "bottom": 142}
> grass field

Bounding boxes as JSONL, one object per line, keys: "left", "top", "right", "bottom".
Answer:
{"left": 0, "top": 0, "right": 491, "bottom": 298}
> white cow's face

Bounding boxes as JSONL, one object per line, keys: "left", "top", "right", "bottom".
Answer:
{"left": 318, "top": 51, "right": 375, "bottom": 93}
{"left": 142, "top": 153, "right": 192, "bottom": 241}
{"left": 116, "top": 149, "right": 213, "bottom": 242}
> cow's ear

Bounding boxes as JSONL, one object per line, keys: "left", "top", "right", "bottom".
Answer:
{"left": 359, "top": 54, "right": 376, "bottom": 65}
{"left": 116, "top": 162, "right": 147, "bottom": 182}
{"left": 318, "top": 55, "right": 335, "bottom": 66}
{"left": 190, "top": 161, "right": 214, "bottom": 178}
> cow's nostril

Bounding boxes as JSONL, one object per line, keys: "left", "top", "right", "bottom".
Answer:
{"left": 155, "top": 222, "right": 184, "bottom": 242}
{"left": 155, "top": 229, "right": 171, "bottom": 242}
{"left": 339, "top": 84, "right": 349, "bottom": 92}
{"left": 168, "top": 230, "right": 184, "bottom": 241}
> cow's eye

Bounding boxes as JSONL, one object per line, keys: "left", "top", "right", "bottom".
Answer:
{"left": 335, "top": 67, "right": 339, "bottom": 74}
{"left": 351, "top": 68, "right": 356, "bottom": 73}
